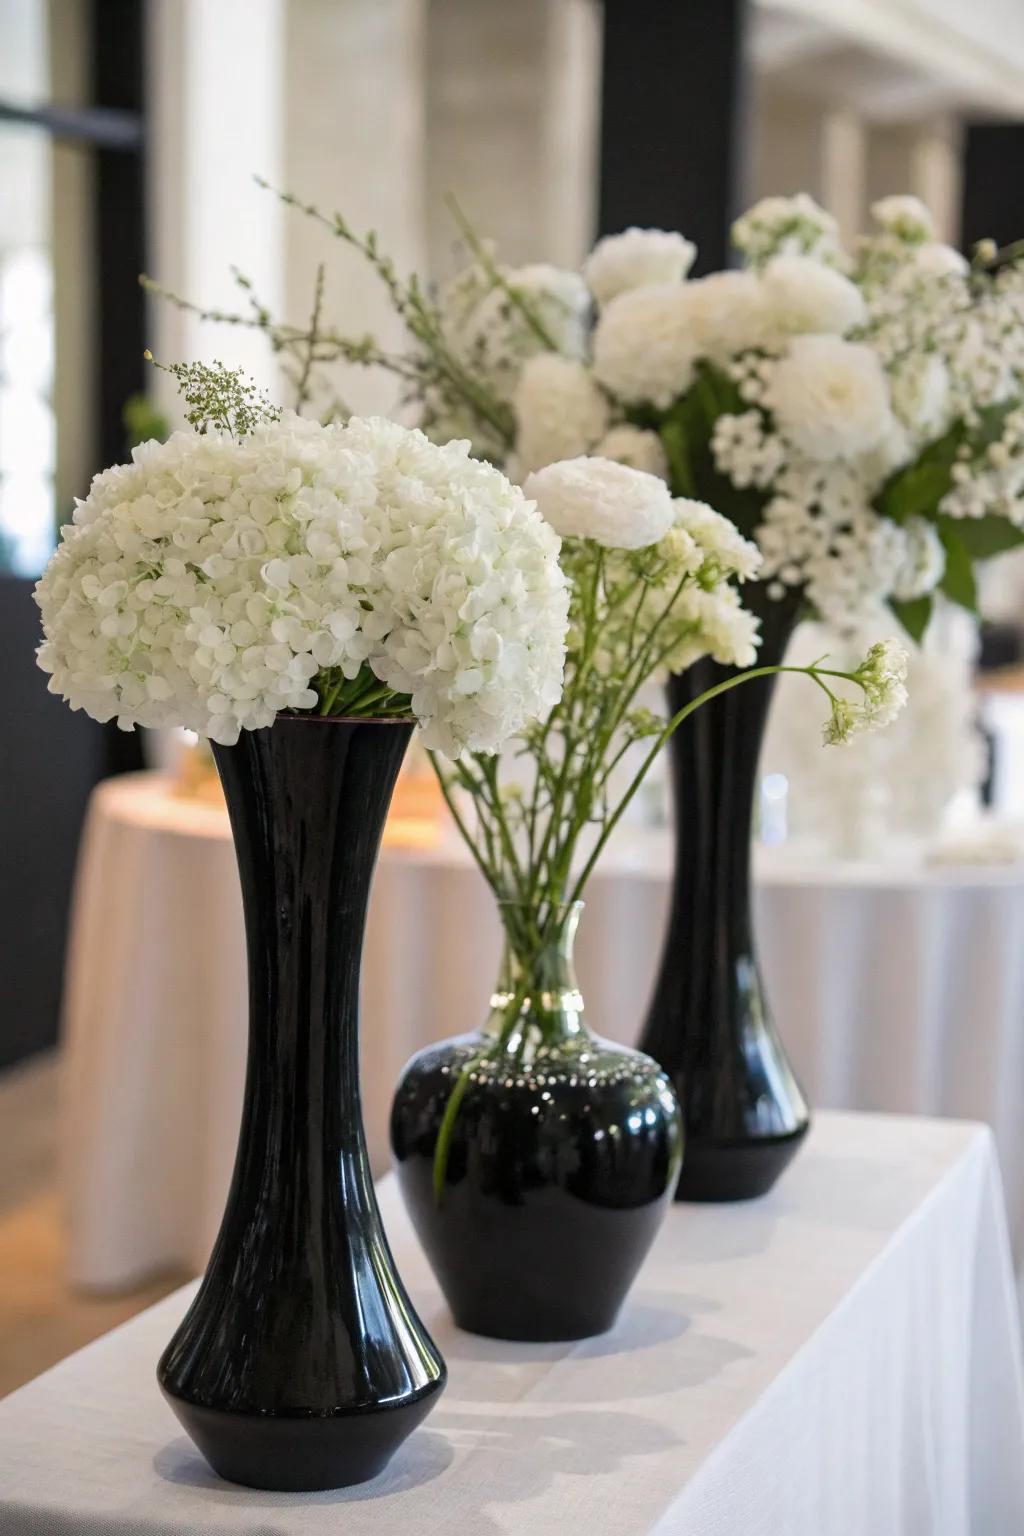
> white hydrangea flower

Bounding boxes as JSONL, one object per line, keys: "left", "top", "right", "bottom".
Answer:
{"left": 513, "top": 354, "right": 609, "bottom": 474}
{"left": 592, "top": 283, "right": 700, "bottom": 408}
{"left": 583, "top": 227, "right": 696, "bottom": 307}
{"left": 871, "top": 195, "right": 934, "bottom": 243}
{"left": 35, "top": 413, "right": 570, "bottom": 757}
{"left": 686, "top": 270, "right": 772, "bottom": 359}
{"left": 765, "top": 335, "right": 894, "bottom": 461}
{"left": 732, "top": 194, "right": 844, "bottom": 268}
{"left": 760, "top": 255, "right": 866, "bottom": 339}
{"left": 593, "top": 424, "right": 668, "bottom": 479}
{"left": 524, "top": 456, "right": 675, "bottom": 549}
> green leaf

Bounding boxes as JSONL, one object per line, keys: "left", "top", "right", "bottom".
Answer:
{"left": 889, "top": 593, "right": 933, "bottom": 644}
{"left": 938, "top": 524, "right": 978, "bottom": 612}
{"left": 937, "top": 513, "right": 1024, "bottom": 560}
{"left": 874, "top": 423, "right": 964, "bottom": 523}
{"left": 658, "top": 416, "right": 695, "bottom": 498}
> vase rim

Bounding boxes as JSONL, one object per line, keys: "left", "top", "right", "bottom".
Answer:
{"left": 277, "top": 710, "right": 414, "bottom": 727}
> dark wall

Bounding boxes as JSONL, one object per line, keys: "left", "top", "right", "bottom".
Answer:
{"left": 0, "top": 576, "right": 108, "bottom": 1069}
{"left": 962, "top": 124, "right": 1024, "bottom": 252}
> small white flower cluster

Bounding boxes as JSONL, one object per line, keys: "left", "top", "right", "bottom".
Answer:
{"left": 35, "top": 413, "right": 569, "bottom": 756}
{"left": 822, "top": 639, "right": 909, "bottom": 745}
{"left": 942, "top": 406, "right": 1024, "bottom": 525}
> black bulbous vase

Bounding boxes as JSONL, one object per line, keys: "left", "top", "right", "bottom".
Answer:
{"left": 158, "top": 716, "right": 446, "bottom": 1492}
{"left": 638, "top": 585, "right": 810, "bottom": 1203}
{"left": 391, "top": 903, "right": 683, "bottom": 1342}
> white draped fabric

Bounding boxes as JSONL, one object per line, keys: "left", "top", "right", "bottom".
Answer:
{"left": 62, "top": 773, "right": 1024, "bottom": 1293}
{"left": 5, "top": 1114, "right": 1024, "bottom": 1535}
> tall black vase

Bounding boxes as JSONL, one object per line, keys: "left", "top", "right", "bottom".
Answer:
{"left": 158, "top": 716, "right": 446, "bottom": 1491}
{"left": 638, "top": 585, "right": 809, "bottom": 1202}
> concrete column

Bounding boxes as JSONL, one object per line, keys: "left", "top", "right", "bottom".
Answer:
{"left": 425, "top": 0, "right": 599, "bottom": 280}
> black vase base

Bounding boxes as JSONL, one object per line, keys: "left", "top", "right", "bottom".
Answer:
{"left": 675, "top": 1124, "right": 809, "bottom": 1203}
{"left": 161, "top": 1379, "right": 444, "bottom": 1492}
{"left": 453, "top": 1299, "right": 620, "bottom": 1344}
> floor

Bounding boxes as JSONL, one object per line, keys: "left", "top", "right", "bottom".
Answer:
{"left": 0, "top": 1052, "right": 186, "bottom": 1398}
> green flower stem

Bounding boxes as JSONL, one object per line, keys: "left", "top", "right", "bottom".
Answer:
{"left": 567, "top": 662, "right": 851, "bottom": 906}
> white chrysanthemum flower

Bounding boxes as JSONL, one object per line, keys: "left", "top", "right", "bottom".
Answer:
{"left": 871, "top": 195, "right": 934, "bottom": 243}
{"left": 686, "top": 270, "right": 772, "bottom": 359}
{"left": 765, "top": 335, "right": 894, "bottom": 461}
{"left": 584, "top": 227, "right": 696, "bottom": 307}
{"left": 760, "top": 255, "right": 866, "bottom": 338}
{"left": 35, "top": 413, "right": 569, "bottom": 757}
{"left": 672, "top": 497, "right": 762, "bottom": 581}
{"left": 593, "top": 424, "right": 669, "bottom": 479}
{"left": 592, "top": 283, "right": 700, "bottom": 408}
{"left": 732, "top": 193, "right": 844, "bottom": 268}
{"left": 443, "top": 261, "right": 591, "bottom": 403}
{"left": 513, "top": 354, "right": 609, "bottom": 474}
{"left": 524, "top": 455, "right": 675, "bottom": 549}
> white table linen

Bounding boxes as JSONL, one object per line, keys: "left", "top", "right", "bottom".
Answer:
{"left": 7, "top": 1113, "right": 1024, "bottom": 1536}
{"left": 61, "top": 773, "right": 1024, "bottom": 1290}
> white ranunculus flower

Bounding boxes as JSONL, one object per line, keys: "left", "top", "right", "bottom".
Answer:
{"left": 686, "top": 270, "right": 772, "bottom": 359}
{"left": 760, "top": 255, "right": 866, "bottom": 338}
{"left": 524, "top": 455, "right": 675, "bottom": 550}
{"left": 871, "top": 195, "right": 934, "bottom": 243}
{"left": 593, "top": 424, "right": 669, "bottom": 479}
{"left": 592, "top": 283, "right": 700, "bottom": 408}
{"left": 513, "top": 354, "right": 609, "bottom": 474}
{"left": 583, "top": 227, "right": 696, "bottom": 307}
{"left": 36, "top": 413, "right": 569, "bottom": 757}
{"left": 912, "top": 242, "right": 969, "bottom": 278}
{"left": 765, "top": 335, "right": 895, "bottom": 462}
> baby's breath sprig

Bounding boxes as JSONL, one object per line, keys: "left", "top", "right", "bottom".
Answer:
{"left": 143, "top": 352, "right": 281, "bottom": 438}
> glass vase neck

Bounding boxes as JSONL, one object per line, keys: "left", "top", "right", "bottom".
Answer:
{"left": 487, "top": 901, "right": 586, "bottom": 1051}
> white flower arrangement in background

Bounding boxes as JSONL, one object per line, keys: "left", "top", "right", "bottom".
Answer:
{"left": 146, "top": 185, "right": 1024, "bottom": 646}
{"left": 35, "top": 364, "right": 569, "bottom": 757}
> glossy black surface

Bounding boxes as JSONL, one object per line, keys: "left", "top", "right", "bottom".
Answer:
{"left": 639, "top": 585, "right": 810, "bottom": 1202}
{"left": 391, "top": 923, "right": 683, "bottom": 1342}
{"left": 158, "top": 717, "right": 446, "bottom": 1491}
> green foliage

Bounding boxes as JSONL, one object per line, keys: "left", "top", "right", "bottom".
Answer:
{"left": 937, "top": 512, "right": 1024, "bottom": 559}
{"left": 143, "top": 352, "right": 281, "bottom": 438}
{"left": 122, "top": 392, "right": 170, "bottom": 450}
{"left": 889, "top": 593, "right": 933, "bottom": 644}
{"left": 873, "top": 423, "right": 964, "bottom": 524}
{"left": 651, "top": 362, "right": 766, "bottom": 539}
{"left": 937, "top": 522, "right": 978, "bottom": 612}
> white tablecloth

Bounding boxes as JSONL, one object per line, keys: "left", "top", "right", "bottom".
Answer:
{"left": 62, "top": 773, "right": 1024, "bottom": 1290}
{"left": 7, "top": 1113, "right": 1024, "bottom": 1535}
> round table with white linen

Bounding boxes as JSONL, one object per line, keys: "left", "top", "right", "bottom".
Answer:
{"left": 62, "top": 771, "right": 1024, "bottom": 1292}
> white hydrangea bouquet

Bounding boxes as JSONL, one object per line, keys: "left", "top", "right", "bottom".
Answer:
{"left": 146, "top": 187, "right": 1024, "bottom": 642}
{"left": 33, "top": 361, "right": 568, "bottom": 756}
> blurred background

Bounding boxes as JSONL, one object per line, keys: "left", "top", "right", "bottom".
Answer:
{"left": 3, "top": 0, "right": 1024, "bottom": 1394}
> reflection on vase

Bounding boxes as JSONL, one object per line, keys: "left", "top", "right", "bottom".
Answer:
{"left": 639, "top": 585, "right": 810, "bottom": 1202}
{"left": 391, "top": 902, "right": 683, "bottom": 1341}
{"left": 158, "top": 716, "right": 446, "bottom": 1491}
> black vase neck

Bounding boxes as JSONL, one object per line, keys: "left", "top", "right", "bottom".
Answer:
{"left": 638, "top": 583, "right": 809, "bottom": 1198}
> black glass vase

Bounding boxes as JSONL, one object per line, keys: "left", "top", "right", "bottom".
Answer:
{"left": 158, "top": 716, "right": 446, "bottom": 1491}
{"left": 638, "top": 585, "right": 809, "bottom": 1202}
{"left": 390, "top": 903, "right": 683, "bottom": 1342}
